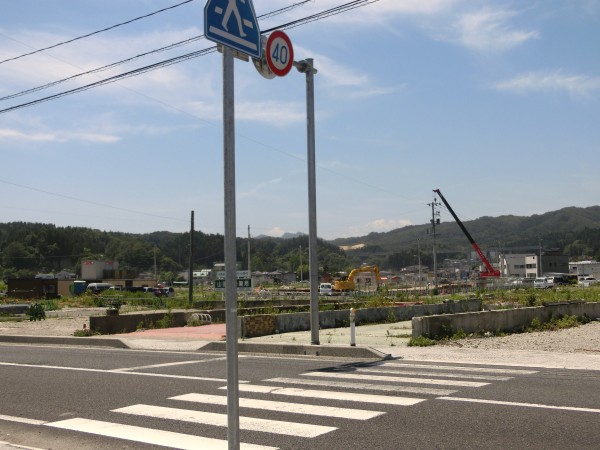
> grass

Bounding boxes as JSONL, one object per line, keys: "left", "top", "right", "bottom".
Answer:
{"left": 407, "top": 336, "right": 436, "bottom": 347}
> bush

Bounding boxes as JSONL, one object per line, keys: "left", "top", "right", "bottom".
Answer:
{"left": 408, "top": 336, "right": 436, "bottom": 347}
{"left": 27, "top": 303, "right": 46, "bottom": 321}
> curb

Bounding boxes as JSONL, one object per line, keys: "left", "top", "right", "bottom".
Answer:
{"left": 0, "top": 334, "right": 391, "bottom": 359}
{"left": 202, "top": 341, "right": 391, "bottom": 360}
{"left": 0, "top": 335, "right": 129, "bottom": 349}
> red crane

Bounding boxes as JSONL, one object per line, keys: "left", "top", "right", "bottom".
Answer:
{"left": 433, "top": 189, "right": 501, "bottom": 278}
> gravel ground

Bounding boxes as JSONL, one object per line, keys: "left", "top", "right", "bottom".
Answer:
{"left": 0, "top": 316, "right": 89, "bottom": 336}
{"left": 444, "top": 319, "right": 600, "bottom": 353}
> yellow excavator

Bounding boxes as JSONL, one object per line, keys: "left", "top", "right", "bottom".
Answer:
{"left": 333, "top": 265, "right": 381, "bottom": 291}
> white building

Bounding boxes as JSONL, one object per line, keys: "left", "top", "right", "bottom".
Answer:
{"left": 81, "top": 260, "right": 119, "bottom": 280}
{"left": 569, "top": 261, "right": 600, "bottom": 279}
{"left": 501, "top": 254, "right": 538, "bottom": 278}
{"left": 193, "top": 269, "right": 212, "bottom": 285}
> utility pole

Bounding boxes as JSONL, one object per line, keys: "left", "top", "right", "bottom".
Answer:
{"left": 539, "top": 238, "right": 543, "bottom": 277}
{"left": 417, "top": 238, "right": 422, "bottom": 287}
{"left": 247, "top": 225, "right": 251, "bottom": 285}
{"left": 429, "top": 197, "right": 441, "bottom": 290}
{"left": 299, "top": 245, "right": 303, "bottom": 282}
{"left": 188, "top": 211, "right": 194, "bottom": 305}
{"left": 154, "top": 247, "right": 157, "bottom": 286}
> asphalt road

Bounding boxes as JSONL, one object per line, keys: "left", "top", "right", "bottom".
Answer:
{"left": 1, "top": 343, "right": 599, "bottom": 449}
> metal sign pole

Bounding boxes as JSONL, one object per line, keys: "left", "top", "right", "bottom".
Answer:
{"left": 305, "top": 58, "right": 320, "bottom": 346}
{"left": 222, "top": 45, "right": 240, "bottom": 449}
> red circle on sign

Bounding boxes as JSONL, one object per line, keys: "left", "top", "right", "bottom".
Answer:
{"left": 266, "top": 30, "right": 294, "bottom": 77}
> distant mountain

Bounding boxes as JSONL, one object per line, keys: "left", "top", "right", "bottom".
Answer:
{"left": 329, "top": 206, "right": 600, "bottom": 257}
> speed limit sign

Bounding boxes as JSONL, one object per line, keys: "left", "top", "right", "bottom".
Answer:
{"left": 266, "top": 30, "right": 294, "bottom": 77}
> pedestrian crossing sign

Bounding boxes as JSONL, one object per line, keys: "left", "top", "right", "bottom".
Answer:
{"left": 204, "top": 0, "right": 262, "bottom": 59}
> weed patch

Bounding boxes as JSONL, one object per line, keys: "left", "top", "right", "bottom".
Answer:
{"left": 27, "top": 303, "right": 45, "bottom": 321}
{"left": 527, "top": 315, "right": 584, "bottom": 332}
{"left": 407, "top": 336, "right": 436, "bottom": 347}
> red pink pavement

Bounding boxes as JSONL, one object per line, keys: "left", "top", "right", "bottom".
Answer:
{"left": 114, "top": 323, "right": 227, "bottom": 341}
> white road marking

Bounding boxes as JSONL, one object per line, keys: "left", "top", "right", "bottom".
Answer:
{"left": 171, "top": 393, "right": 385, "bottom": 420}
{"left": 0, "top": 361, "right": 241, "bottom": 383}
{"left": 438, "top": 396, "right": 600, "bottom": 414}
{"left": 113, "top": 404, "right": 336, "bottom": 438}
{"left": 382, "top": 363, "right": 538, "bottom": 375}
{"left": 264, "top": 377, "right": 457, "bottom": 396}
{"left": 302, "top": 371, "right": 489, "bottom": 387}
{"left": 230, "top": 384, "right": 426, "bottom": 406}
{"left": 0, "top": 414, "right": 46, "bottom": 425}
{"left": 348, "top": 367, "right": 512, "bottom": 381}
{"left": 112, "top": 357, "right": 225, "bottom": 372}
{"left": 46, "top": 418, "right": 276, "bottom": 450}
{"left": 0, "top": 441, "right": 46, "bottom": 450}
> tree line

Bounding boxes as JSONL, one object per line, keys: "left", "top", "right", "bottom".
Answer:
{"left": 3, "top": 220, "right": 600, "bottom": 282}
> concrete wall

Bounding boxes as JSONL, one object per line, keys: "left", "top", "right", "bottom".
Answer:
{"left": 239, "top": 299, "right": 481, "bottom": 339}
{"left": 412, "top": 301, "right": 600, "bottom": 339}
{"left": 90, "top": 311, "right": 189, "bottom": 334}
{"left": 88, "top": 299, "right": 483, "bottom": 337}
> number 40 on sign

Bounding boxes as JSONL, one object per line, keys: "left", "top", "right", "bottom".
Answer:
{"left": 266, "top": 30, "right": 294, "bottom": 77}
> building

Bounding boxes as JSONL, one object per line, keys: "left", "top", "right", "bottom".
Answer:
{"left": 192, "top": 269, "right": 212, "bottom": 285}
{"left": 570, "top": 261, "right": 600, "bottom": 279}
{"left": 8, "top": 278, "right": 58, "bottom": 299}
{"left": 81, "top": 260, "right": 119, "bottom": 280}
{"left": 501, "top": 254, "right": 538, "bottom": 278}
{"left": 540, "top": 250, "right": 569, "bottom": 275}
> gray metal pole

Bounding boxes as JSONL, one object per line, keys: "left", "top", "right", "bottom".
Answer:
{"left": 305, "top": 58, "right": 320, "bottom": 346}
{"left": 222, "top": 45, "right": 240, "bottom": 450}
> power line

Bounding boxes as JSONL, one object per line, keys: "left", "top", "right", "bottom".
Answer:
{"left": 0, "top": 178, "right": 187, "bottom": 224}
{"left": 0, "top": 0, "right": 313, "bottom": 103}
{"left": 0, "top": 0, "right": 378, "bottom": 114}
{"left": 0, "top": 0, "right": 196, "bottom": 65}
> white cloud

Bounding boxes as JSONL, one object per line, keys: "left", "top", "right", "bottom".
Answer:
{"left": 258, "top": 0, "right": 459, "bottom": 26}
{"left": 348, "top": 218, "right": 413, "bottom": 236}
{"left": 0, "top": 128, "right": 55, "bottom": 142}
{"left": 237, "top": 101, "right": 305, "bottom": 125}
{"left": 450, "top": 7, "right": 538, "bottom": 52}
{"left": 263, "top": 226, "right": 285, "bottom": 237}
{"left": 0, "top": 127, "right": 120, "bottom": 143}
{"left": 240, "top": 177, "right": 283, "bottom": 198}
{"left": 494, "top": 71, "right": 600, "bottom": 97}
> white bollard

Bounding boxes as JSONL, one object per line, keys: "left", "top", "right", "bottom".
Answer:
{"left": 350, "top": 308, "right": 356, "bottom": 347}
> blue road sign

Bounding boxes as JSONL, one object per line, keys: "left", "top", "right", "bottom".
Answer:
{"left": 204, "top": 0, "right": 262, "bottom": 59}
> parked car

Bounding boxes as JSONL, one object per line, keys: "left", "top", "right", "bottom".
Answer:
{"left": 533, "top": 277, "right": 551, "bottom": 289}
{"left": 319, "top": 283, "right": 333, "bottom": 296}
{"left": 86, "top": 282, "right": 113, "bottom": 294}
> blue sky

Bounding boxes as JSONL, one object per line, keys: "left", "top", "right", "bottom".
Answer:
{"left": 1, "top": 0, "right": 599, "bottom": 241}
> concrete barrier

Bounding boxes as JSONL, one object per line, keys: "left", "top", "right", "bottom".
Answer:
{"left": 0, "top": 304, "right": 30, "bottom": 315}
{"left": 90, "top": 311, "right": 188, "bottom": 334}
{"left": 412, "top": 301, "right": 600, "bottom": 339}
{"left": 239, "top": 299, "right": 482, "bottom": 339}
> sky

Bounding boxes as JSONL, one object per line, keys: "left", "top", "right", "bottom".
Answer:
{"left": 1, "top": 0, "right": 599, "bottom": 241}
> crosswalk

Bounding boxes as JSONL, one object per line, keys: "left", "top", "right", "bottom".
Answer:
{"left": 41, "top": 360, "right": 538, "bottom": 449}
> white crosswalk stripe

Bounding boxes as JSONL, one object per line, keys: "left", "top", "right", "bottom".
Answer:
{"left": 46, "top": 418, "right": 277, "bottom": 450}
{"left": 264, "top": 376, "right": 458, "bottom": 396}
{"left": 380, "top": 362, "right": 539, "bottom": 375}
{"left": 171, "top": 393, "right": 385, "bottom": 420}
{"left": 40, "top": 360, "right": 538, "bottom": 448}
{"left": 300, "top": 371, "right": 490, "bottom": 387}
{"left": 343, "top": 367, "right": 513, "bottom": 381}
{"left": 231, "top": 384, "right": 426, "bottom": 406}
{"left": 113, "top": 404, "right": 337, "bottom": 438}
